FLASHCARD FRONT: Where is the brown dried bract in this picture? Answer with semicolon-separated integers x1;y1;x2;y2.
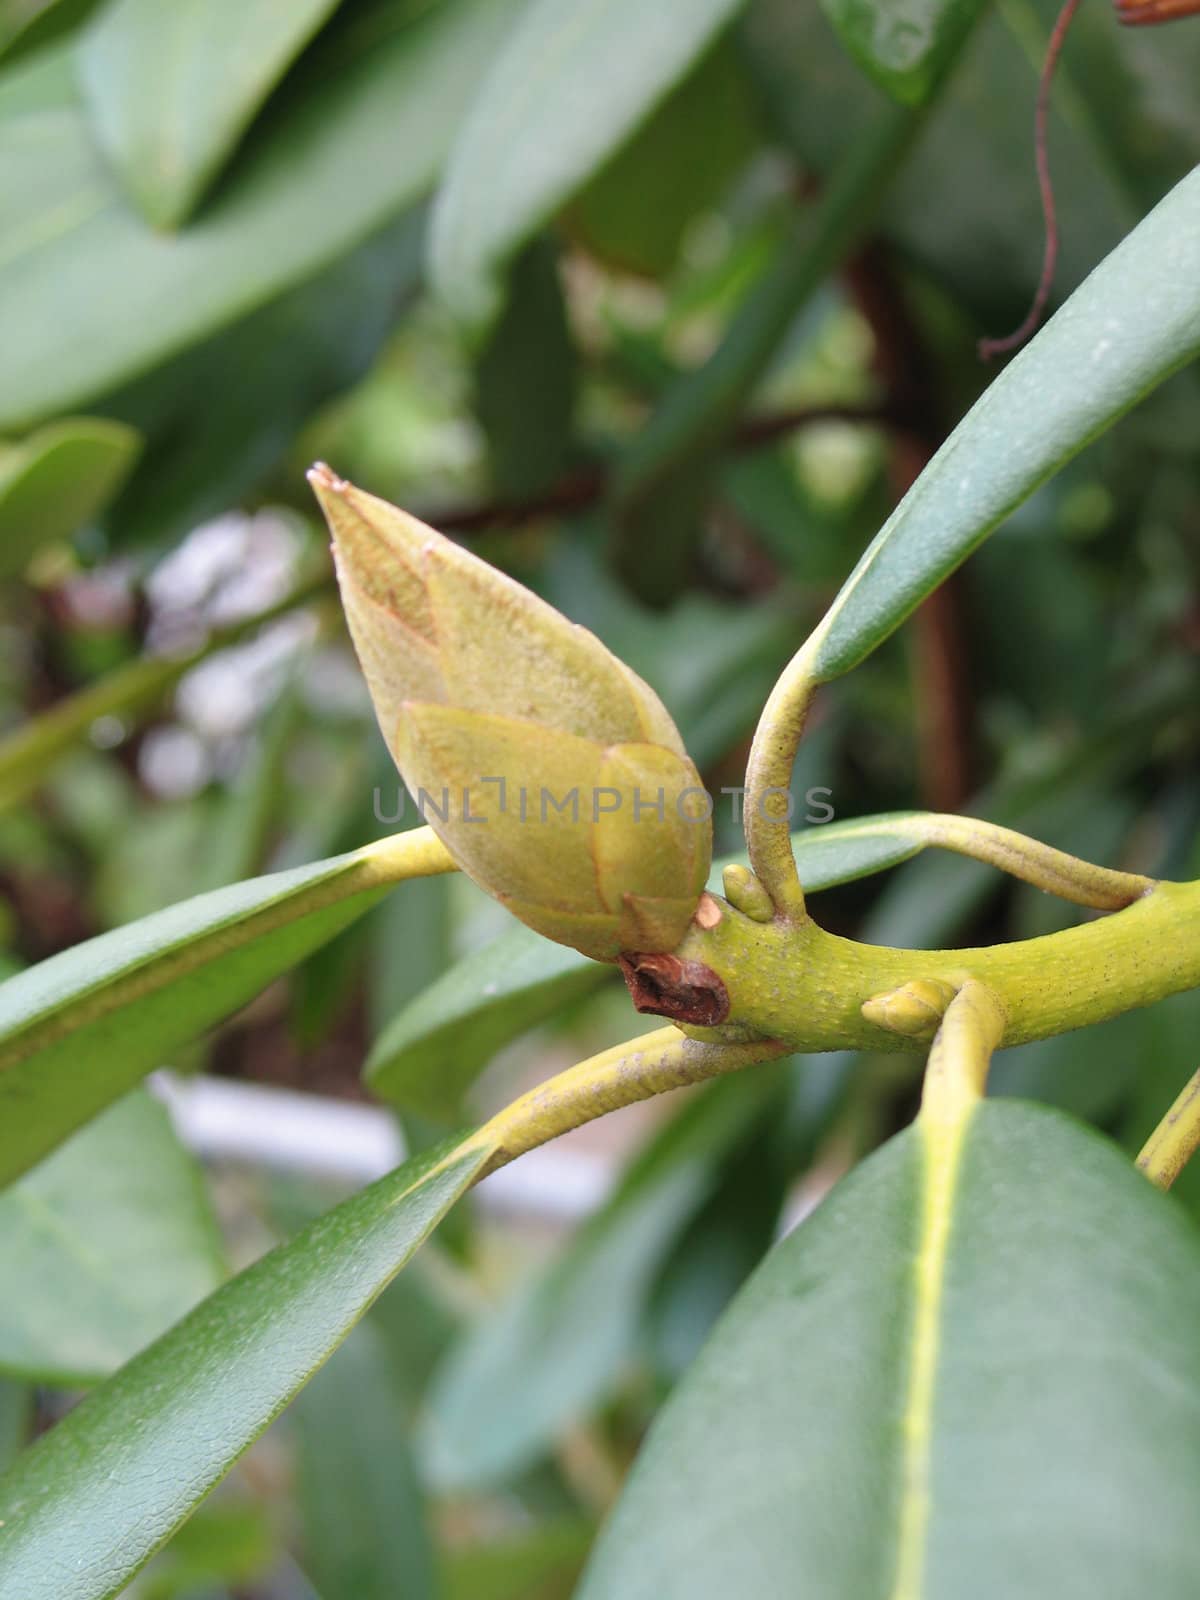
619;953;730;1027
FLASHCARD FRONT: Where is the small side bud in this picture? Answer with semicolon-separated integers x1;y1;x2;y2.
722;863;775;922
862;978;958;1038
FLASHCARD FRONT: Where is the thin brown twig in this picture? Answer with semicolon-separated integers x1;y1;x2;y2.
978;0;1086;360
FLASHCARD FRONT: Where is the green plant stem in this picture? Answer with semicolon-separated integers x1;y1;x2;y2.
891;813;1151;909
1136;1067;1200;1190
673;877;1200;1055
919;980;1007;1125
743;638;818;919
473;1026;788;1179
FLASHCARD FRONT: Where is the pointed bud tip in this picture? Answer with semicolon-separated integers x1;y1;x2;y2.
307;461;348;495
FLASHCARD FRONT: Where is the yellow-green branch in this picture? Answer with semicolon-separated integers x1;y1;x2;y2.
743;642;818;922
892;980;1005;1600
473;1026;788;1179
672;877;1200;1056
1137;1067;1200;1190
895;813;1150;910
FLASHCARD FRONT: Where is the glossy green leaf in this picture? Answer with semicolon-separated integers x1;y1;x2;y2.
79;0;345;226
367;921;608;1117
579;1102;1200;1598
429;0;746;332
807;164;1200;682
0;828;452;1186
0;1089;223;1384
0;0;520;428
293;1321;436;1600
0;416;141;577
0;1132;487;1600
424;1071;783;1490
819;0;986;105
475;236;576;497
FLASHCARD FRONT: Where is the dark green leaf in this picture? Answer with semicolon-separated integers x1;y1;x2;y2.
0;1133;488;1600
79;0;345;226
0;1089;224;1384
429;0;747;332
580;1102;1200;1598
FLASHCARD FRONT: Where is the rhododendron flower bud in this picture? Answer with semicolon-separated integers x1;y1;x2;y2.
309;465;711;961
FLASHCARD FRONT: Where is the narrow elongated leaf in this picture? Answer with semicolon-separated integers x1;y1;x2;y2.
820;0;986;105
0;416;140;576
0;1089;223;1384
424;1071;783;1489
79;0;345;226
366;923;609;1116
0;1133;488;1600
579;1101;1200;1598
429;0;746;331
0;0;520;428
807;165;1200;682
0;828;454;1186
293;1321;436;1600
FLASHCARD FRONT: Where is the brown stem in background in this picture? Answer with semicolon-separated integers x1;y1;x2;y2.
848;246;973;813
978;0;1086;360
429;402;900;536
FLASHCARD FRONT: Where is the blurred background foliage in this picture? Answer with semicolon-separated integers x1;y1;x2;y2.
0;0;1197;1593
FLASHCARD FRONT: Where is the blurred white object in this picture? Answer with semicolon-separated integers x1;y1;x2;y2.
151;1073;612;1224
